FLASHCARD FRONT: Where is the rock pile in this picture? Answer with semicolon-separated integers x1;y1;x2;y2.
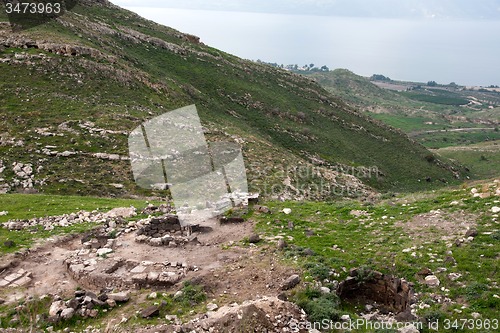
167;296;311;333
141;203;172;215
2;207;135;231
134;215;200;247
48;289;130;323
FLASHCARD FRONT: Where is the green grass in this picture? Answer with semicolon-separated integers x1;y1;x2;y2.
0;193;157;223
0;2;469;199
401;90;469;106
304;70;499;177
0;193;161;254
435;141;500;179
417;130;500;149
252;183;500;332
370;114;449;132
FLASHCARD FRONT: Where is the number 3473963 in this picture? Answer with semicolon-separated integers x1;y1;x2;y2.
5;2;62;15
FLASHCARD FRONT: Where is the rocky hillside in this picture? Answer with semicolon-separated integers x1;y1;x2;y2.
0;1;466;199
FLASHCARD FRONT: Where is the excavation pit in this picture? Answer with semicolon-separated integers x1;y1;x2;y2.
337;268;415;316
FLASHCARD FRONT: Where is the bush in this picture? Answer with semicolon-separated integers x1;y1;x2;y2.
425;154;436;163
295;287;341;324
177;281;206;306
422;309;446;324
303;262;331;280
465;282;488;301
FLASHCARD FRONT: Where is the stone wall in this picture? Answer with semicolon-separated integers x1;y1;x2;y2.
135;215;201;247
337;268;414;315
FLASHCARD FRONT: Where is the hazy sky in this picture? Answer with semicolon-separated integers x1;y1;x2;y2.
112;0;500;20
108;1;500;85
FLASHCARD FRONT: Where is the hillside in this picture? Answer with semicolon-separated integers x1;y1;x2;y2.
0;1;466;200
304;70;500;178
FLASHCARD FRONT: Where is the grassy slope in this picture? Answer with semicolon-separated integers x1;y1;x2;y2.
0;2;466;199
0;193;160;254
254;182;500;331
434;140;500;179
306;69;500;140
305;70;500;179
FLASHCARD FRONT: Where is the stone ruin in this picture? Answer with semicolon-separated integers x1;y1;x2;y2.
337;268;415;317
134;215;203;247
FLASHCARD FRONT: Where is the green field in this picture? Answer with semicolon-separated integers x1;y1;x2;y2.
253;183;500;332
0;194;161;254
401;89;470;106
435;141;500;179
416;130;500;149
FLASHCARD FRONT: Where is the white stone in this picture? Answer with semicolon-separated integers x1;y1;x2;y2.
49;300;66;317
424;275;440;287
105;207;136;218
60;308;75;320
107;291;130;302
491;206;500;214
206;303;218;311
96;248;113;256
341;315;350;321
320;287;331;294
471;312;481;319
282;208;292;215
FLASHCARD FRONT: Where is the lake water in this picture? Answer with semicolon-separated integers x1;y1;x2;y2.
124;7;500;86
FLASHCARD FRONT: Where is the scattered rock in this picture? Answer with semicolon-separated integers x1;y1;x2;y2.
141;305;160;318
148;292;158;299
448;273;462;281
465;228;478;238
320;287;330;294
444;256;457;265
96;248;113;256
277;239;287;250
417;268;432;276
281;274;300;291
248;234;260;243
60;308;75;320
105;207;136;219
282;208;292;215
49;300;66;317
107;291;130;302
254;205;271;214
206;303;218;311
491;206;500;214
424;275;440;287
303;248;315;256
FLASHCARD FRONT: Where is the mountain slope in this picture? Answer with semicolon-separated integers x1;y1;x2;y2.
0;1;466;199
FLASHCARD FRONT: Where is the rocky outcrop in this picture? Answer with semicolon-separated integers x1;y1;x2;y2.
165;296;311;333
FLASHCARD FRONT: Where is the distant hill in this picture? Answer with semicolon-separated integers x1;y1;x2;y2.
0;1;466;199
305;69;500;148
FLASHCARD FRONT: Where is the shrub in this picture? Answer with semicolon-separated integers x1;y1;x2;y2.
294;287;341;324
